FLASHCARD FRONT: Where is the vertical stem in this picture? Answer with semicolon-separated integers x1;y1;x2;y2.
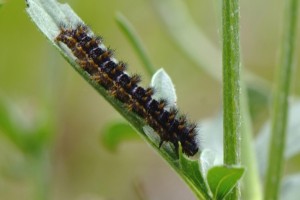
264;0;299;199
29;151;50;200
241;82;262;200
222;0;241;199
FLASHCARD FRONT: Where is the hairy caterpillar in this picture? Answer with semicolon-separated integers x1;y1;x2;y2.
56;24;199;156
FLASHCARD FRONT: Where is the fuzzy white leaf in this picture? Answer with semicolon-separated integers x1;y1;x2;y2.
151;68;177;109
200;149;218;179
26;0;83;40
199;112;223;163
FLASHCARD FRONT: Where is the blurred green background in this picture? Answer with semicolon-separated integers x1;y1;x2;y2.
0;0;299;200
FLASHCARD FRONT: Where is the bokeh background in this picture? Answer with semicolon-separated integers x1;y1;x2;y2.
0;0;299;199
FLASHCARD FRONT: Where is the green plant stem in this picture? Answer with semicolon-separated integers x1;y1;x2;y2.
153;1;261;198
264;0;299;199
115;12;156;76
222;0;241;199
29;151;50;200
240;82;262;200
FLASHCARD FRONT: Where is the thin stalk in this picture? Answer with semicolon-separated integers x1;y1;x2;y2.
240;82;262;200
222;0;241;199
115;12;156;76
30;151;50;200
264;0;299;199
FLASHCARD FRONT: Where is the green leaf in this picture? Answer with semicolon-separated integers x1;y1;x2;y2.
179;146;212;200
201;112;262;200
101;122;140;152
207;166;245;200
